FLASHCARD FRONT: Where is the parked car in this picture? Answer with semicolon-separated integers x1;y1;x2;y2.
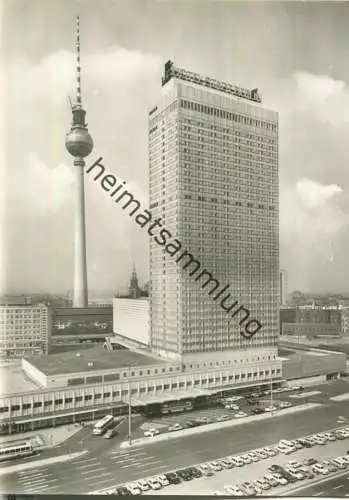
208;461;223;472
148;477;162;489
137;480;150;492
164;472;181;485
240;454;252;464
168;423;183;432
234;412;247;418
125;483;142;495
240;482;256;495
264;473;279;487
157;474;170;487
144;428;160;437
312;463;330;475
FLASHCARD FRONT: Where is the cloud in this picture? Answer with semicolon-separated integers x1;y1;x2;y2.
296;178;342;209
4;46;161;293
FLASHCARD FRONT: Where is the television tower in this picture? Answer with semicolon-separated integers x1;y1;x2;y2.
65;16;93;307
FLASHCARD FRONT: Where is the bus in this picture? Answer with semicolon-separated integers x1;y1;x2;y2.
161;400;193;415
0;441;35;462
92;414;115;435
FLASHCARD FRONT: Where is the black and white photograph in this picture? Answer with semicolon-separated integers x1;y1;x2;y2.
2;0;349;496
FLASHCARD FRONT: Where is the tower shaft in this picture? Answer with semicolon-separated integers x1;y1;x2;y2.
66;16;93;308
73;158;88;307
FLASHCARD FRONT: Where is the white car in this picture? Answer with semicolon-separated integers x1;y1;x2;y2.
156;475;169;487
240;454;252;464
225;485;244;496
247;452;259;462
208;461;223;471
273;473;288;485
312;464;329;475
264;474;279;487
144;428;160;437
264;405;277;412
148;478;162;490
229;456;244;467
261;447;275;457
137;480;150;492
126;483;142;495
234;412;247;418
255;449;268;459
168;423;183;432
254;479;270;491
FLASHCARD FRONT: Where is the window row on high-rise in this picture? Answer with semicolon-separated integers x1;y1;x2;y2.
180;99;277;132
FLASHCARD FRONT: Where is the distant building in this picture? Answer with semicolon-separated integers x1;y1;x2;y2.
0;296;31;305
129;264;142;299
0;304;51;362
112;298;150;348
52;306;113;336
279;269;287;305
280;306;342;338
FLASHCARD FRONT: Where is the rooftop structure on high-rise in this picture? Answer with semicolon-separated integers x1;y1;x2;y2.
149;61;280;372
65;16;94;308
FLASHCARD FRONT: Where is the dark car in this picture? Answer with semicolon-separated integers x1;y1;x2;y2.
117;487;130;495
165;472;181;485
298;439;312;448
176;469;192;481
252;407;264;414
268;464;284;473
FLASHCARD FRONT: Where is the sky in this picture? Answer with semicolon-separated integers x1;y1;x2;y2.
3;0;349;296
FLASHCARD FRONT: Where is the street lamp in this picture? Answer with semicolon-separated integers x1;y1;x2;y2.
270;371;273;416
128;364;136;447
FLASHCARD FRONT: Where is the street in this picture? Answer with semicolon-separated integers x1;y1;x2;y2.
2;395;349;494
291;473;349;496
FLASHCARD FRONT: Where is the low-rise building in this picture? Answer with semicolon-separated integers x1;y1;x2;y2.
0;344;282;435
0;304;51;362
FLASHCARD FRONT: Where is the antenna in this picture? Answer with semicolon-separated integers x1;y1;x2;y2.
76;15;82;106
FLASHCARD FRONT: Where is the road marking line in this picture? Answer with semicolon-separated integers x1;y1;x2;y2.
134;460;163;468
81;467;107;475
18;471;46;478
21;479;47;486
18;468;48;475
334;485;344;489
73;457;98;464
312;492;324;496
111;458;134;464
77;463;101;470
120;464;133;468
87;472;112;481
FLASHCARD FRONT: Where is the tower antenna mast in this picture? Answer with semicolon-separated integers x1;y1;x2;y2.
65;16;94;308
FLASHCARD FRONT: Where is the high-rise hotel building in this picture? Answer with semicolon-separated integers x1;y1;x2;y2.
149;61;280;376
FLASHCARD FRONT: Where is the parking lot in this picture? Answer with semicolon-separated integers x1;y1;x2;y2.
102;427;349;496
139;386;313;437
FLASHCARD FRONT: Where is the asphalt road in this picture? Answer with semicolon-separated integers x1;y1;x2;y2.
291;472;349;496
2;398;349;495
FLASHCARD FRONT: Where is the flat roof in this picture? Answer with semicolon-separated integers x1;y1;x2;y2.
0;364;41;396
23;346;169;376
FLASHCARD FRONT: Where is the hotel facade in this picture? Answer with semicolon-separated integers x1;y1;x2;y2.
149;61;279;371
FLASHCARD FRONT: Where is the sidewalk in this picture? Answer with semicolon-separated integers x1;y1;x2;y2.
0;423;83;449
0;450;87;476
120;403;321;449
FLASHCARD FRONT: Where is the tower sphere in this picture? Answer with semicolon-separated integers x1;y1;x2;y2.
65;128;94;158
